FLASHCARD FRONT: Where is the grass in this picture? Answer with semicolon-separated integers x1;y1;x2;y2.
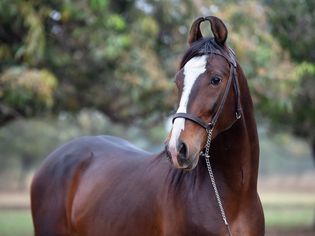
260;192;315;229
264;207;314;228
0;208;313;236
0;192;314;235
0;209;33;236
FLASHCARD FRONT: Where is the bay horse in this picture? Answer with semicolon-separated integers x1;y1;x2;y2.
31;16;264;236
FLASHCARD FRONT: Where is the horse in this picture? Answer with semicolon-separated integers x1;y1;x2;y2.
31;16;265;236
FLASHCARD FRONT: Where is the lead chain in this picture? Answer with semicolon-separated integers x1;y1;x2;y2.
203;129;233;236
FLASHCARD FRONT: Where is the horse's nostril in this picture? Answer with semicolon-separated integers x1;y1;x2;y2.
178;141;187;162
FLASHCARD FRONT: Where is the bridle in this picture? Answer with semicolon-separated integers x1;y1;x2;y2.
172;41;242;132
171;41;242;236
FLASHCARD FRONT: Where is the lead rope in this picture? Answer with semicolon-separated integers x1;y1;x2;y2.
202;127;233;236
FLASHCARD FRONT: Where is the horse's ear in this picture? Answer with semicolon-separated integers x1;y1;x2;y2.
205;16;228;46
188;17;205;46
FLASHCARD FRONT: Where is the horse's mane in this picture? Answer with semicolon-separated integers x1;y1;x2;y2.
179;37;236;69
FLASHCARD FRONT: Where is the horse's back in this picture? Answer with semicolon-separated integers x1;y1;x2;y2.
30;135;153;236
47;135;151;160
32;135;151;185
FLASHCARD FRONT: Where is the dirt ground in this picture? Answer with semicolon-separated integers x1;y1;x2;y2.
258;172;315;192
261;173;315;236
266;228;315;236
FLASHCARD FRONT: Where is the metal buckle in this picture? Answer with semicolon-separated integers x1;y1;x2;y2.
206;122;214;132
235;111;241;120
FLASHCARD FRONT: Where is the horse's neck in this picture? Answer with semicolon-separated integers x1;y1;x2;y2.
211;118;259;192
207;77;260;195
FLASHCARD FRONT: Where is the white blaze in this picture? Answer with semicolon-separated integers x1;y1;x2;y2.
169;55;207;149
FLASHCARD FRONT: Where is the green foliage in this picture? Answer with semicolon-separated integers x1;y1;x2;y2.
296;62;315;77
292;63;315;139
200;1;298;124
90;0;109;10
0;1;45;65
106;14;126;31
0;0;197;127
263;0;315;150
264;0;315;63
1;0;314;159
1;0;305;132
0;67;57;114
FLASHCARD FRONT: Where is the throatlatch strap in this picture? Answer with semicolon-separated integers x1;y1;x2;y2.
232;67;242;119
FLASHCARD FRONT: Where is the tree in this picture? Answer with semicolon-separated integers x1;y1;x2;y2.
263;0;315;162
197;0;297;123
0;0;197;127
264;0;315;63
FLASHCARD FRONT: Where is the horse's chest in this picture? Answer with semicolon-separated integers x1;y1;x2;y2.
161;202;227;236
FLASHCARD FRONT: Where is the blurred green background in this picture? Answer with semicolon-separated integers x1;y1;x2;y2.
0;0;314;235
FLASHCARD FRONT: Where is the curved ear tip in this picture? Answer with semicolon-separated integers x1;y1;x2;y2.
188;17;206;46
205;15;225;25
191;17;206;27
206;15;221;20
205;15;228;46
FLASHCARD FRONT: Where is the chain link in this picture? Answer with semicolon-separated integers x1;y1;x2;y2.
167;124;232;235
202;128;233;236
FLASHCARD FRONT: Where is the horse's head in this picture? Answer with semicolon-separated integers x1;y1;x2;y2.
165;16;242;170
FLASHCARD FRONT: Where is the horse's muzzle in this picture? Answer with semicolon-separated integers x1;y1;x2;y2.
165;141;199;170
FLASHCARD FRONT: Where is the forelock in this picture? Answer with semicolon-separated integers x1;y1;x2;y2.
179;37;236;69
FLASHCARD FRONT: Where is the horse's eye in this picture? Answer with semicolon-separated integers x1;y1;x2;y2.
210;76;222;86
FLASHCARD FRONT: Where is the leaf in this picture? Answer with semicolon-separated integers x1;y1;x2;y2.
90;0;108;10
